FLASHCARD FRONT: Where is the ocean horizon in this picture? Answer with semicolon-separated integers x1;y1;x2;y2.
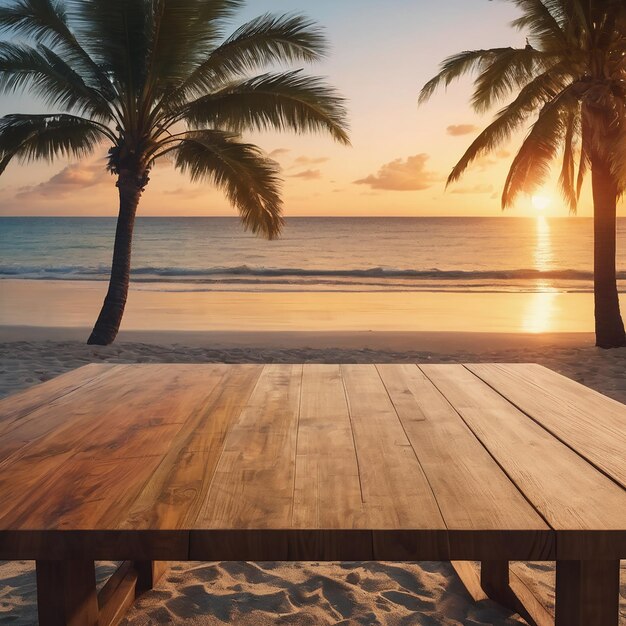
1;216;624;294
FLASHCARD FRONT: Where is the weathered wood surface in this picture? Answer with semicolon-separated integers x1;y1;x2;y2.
0;363;623;561
467;363;626;488
421;364;626;560
1;363;623;625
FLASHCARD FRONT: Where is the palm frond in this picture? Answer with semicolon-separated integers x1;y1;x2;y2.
576;129;590;200
471;46;555;112
447;64;571;184
558;105;579;212
0;113;106;174
146;0;246;95
0;0;112;95
510;0;569;49
0;42;112;119
502;87;579;207
175;13;327;100
181;70;350;145
68;0;149;96
420;48;507;104
171;130;283;239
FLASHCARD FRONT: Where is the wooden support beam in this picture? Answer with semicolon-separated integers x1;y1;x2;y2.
555;560;620;626
36;560;99;626
98;561;138;626
134;560;168;594
452;561;552;626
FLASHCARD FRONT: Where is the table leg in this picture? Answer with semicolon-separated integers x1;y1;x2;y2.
555;560;619;626
479;560;549;626
134;560;168;594
36;560;98;626
480;559;510;605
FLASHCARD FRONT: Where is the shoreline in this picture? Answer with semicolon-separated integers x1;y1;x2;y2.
3;279;625;334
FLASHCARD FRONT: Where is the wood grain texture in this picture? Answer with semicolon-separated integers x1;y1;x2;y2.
196;364;303;529
0;363;114;435
292;364;364;528
555;560;620;626
36;560;98;626
0;363;622;570
452;561;553;626
0;364;120;465
119;365;261;530
0;365;231;531
340;365;445;529
420;364;626;560
377;364;551;559
97;561;138;626
467;363;626;488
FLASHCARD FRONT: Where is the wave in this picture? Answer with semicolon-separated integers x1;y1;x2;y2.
0;264;617;281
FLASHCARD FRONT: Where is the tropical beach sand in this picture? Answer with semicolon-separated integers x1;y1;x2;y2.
1;326;625;625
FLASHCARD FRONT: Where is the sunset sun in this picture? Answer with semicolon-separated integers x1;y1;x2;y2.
531;194;551;212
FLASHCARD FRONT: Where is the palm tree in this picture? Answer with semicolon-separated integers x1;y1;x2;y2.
420;0;626;348
0;0;349;345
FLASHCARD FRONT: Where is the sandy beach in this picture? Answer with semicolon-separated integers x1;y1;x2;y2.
1;326;625;625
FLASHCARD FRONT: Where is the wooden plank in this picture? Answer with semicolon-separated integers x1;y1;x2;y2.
195;364;302;529
377;364;551;559
0;364;122;464
421;365;626;558
97;561;138;626
467;363;626;488
0;365;236;531
0;365;151;525
134;560;168;594
555;560;620;626
189;528;375;561
340;365;444;530
0;363;114;433
120;365;262;530
36;560;98;626
452;561;552;626
0;529;189;561
292;364;365;529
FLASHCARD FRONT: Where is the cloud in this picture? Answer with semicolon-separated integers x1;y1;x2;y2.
163;187;207;200
269;148;290;158
451;183;494;195
446;124;478;137
293;156;329;165
496;149;511;159
354;154;441;191
290;169;322;180
17;162;111;198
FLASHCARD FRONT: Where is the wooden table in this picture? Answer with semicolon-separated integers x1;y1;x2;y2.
0;363;624;626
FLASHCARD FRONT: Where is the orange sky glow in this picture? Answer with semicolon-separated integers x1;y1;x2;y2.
0;0;623;219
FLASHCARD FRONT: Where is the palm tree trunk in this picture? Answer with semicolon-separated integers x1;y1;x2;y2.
87;171;143;345
591;157;625;348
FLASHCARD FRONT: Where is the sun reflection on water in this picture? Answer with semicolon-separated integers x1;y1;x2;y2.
533;215;553;272
522;216;558;333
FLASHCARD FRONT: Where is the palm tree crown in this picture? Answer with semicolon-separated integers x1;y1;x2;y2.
0;0;350;345
0;0;349;238
420;0;626;348
420;0;625;210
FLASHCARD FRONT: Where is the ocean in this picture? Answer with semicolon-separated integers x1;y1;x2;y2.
1;216;624;294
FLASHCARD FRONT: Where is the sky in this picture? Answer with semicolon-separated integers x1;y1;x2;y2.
0;0;622;218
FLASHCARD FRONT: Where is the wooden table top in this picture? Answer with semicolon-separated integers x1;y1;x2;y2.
0;363;624;562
